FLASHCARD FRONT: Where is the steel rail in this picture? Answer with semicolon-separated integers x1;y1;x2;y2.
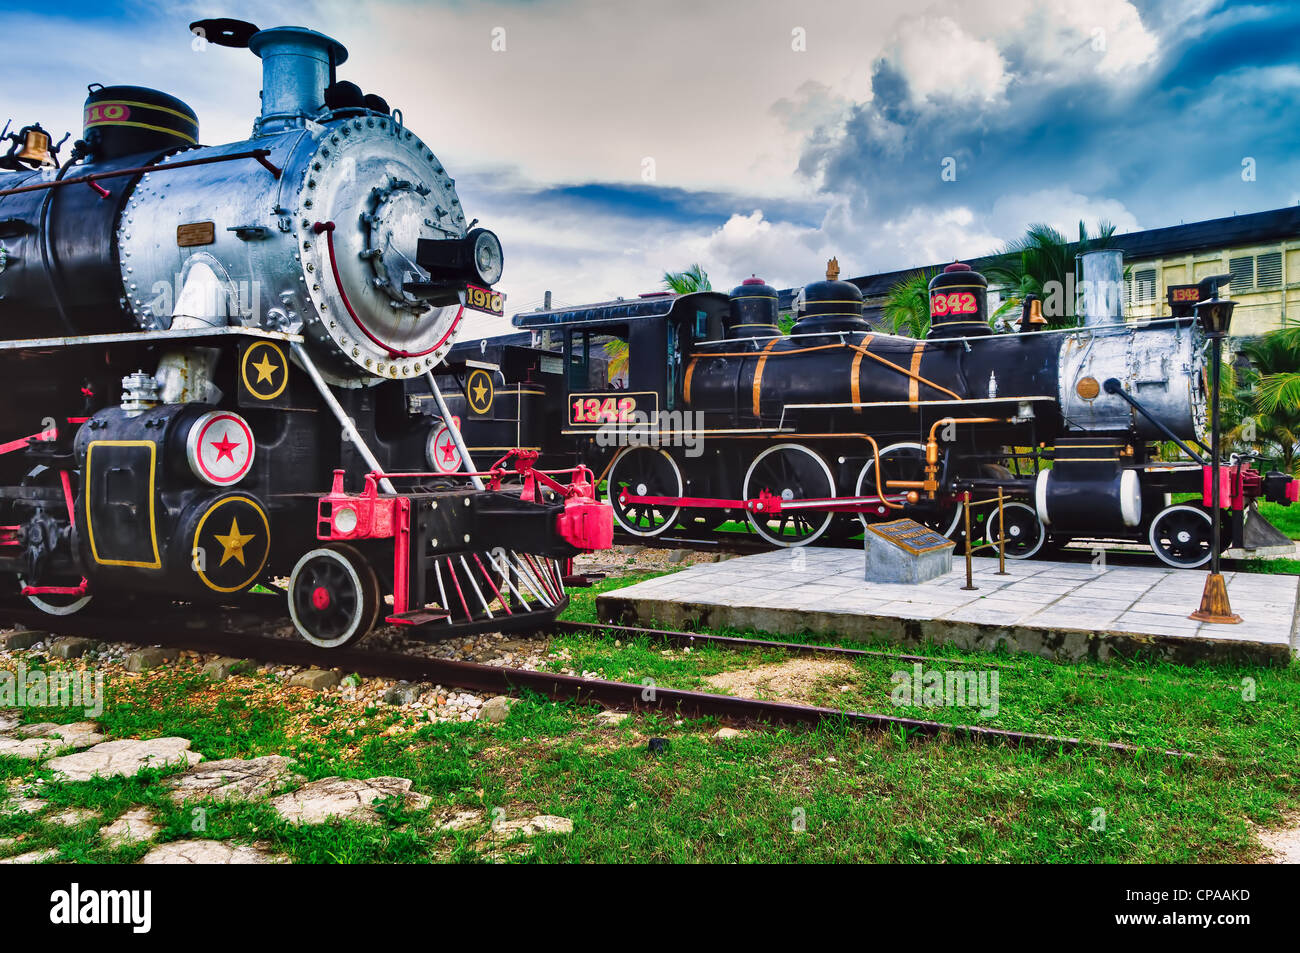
557;619;1004;669
0;605;1201;760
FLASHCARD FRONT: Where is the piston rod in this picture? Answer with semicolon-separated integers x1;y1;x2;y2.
291;341;396;494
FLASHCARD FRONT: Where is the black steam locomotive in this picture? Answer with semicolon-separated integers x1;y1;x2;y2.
430;257;1299;568
0;19;612;647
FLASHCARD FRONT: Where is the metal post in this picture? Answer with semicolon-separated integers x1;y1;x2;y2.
1191;333;1241;622
1209;337;1222;575
996;488;1008;575
961;490;976;590
426;371;485;490
291;342;395;494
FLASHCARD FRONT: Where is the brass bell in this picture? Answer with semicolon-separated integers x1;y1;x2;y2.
15;125;55;166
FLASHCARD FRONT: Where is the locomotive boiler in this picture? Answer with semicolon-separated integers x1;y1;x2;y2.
436;253;1297;568
0;18;611;646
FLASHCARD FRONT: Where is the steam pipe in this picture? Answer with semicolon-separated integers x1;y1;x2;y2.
1102;378;1206;464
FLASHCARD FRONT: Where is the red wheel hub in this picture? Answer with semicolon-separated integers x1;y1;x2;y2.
311;586;332;611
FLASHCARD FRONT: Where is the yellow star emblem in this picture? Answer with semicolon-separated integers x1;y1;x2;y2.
214;517;256;567
251;352;278;384
472;378;488;405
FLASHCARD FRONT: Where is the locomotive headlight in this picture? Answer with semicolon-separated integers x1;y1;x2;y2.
415;228;504;287
468;228;503;286
333;506;358;535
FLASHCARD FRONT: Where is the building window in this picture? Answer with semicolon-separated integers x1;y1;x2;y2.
1229;255;1255;291
1257;251;1283;289
1132;268;1157;304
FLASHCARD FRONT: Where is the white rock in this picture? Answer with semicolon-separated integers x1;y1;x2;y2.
101;807;161;846
0;848;60;864
712;727;746;740
45;737;202;781
435;809;485;832
167;756;303;804
47;807;99;827
488;814;574;840
139;840;286;864
525;814;574;834
595;711;629;726
0;722;104;760
478;695;518;723
0;796;48;816
270;776;432;825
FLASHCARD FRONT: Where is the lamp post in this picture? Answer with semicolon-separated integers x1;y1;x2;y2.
1190;294;1241;624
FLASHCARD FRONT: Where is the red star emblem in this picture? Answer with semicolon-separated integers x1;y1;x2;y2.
211;430;240;464
440;438;458;465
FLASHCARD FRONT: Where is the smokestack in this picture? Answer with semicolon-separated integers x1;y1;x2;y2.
248;26;348;133
1078;249;1125;328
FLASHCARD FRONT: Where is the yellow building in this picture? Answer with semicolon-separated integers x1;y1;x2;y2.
844;206;1300;338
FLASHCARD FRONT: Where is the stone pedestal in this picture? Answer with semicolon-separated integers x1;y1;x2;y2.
864;518;955;584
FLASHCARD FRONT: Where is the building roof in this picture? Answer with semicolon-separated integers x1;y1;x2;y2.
836;205;1300;300
513;290;728;329
505;205;1300;331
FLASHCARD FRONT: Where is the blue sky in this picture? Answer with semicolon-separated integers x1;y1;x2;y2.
2;0;1296;332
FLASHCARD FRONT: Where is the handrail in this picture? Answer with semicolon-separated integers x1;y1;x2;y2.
960;489;1011;589
0;148;282;198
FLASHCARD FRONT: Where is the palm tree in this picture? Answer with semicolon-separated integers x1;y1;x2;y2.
1255;327;1300;413
599;264;714;383
1238;327;1300;474
663;263;712;294
981;221;1119;329
881;270;936;338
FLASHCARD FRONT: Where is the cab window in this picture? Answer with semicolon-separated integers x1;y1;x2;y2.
568;327;630;390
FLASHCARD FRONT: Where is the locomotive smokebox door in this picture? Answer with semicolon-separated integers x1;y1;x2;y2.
238;339;294;408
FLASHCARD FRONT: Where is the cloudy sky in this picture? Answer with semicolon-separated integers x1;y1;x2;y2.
4;0;1297;334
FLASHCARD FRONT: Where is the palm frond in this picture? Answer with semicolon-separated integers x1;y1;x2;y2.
662;263;712;294
881;270;935;338
1256;371;1300;414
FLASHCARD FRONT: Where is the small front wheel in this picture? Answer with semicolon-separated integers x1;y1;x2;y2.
288;544;380;648
983;501;1047;559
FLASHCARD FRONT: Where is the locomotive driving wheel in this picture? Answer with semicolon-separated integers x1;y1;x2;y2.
606;447;683;538
1147;504;1220;569
288;544;380;648
743;443;836;547
854;442;963;537
18;466;91;616
983;501;1047;559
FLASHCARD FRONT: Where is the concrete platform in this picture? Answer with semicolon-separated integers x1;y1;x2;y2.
597;549;1300;665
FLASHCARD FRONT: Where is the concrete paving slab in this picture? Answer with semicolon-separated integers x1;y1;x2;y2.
597;548;1299;665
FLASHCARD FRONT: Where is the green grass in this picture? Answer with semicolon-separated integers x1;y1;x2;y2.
1257;501;1300;540
0;565;1297;863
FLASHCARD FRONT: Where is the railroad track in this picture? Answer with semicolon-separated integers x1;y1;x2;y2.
0;603;1204;761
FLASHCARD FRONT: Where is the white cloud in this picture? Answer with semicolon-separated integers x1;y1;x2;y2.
885;15;1009;105
988;188;1141;240
0;0;1168;326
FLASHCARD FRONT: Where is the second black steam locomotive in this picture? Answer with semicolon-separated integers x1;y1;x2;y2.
429;256;1299;569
